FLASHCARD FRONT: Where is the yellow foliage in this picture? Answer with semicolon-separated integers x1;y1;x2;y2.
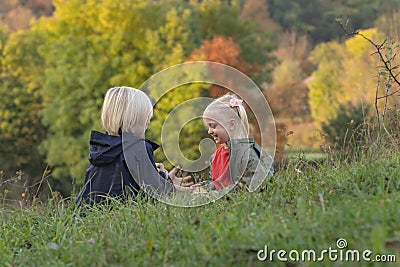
309;28;397;128
345;28;378;59
272;59;302;84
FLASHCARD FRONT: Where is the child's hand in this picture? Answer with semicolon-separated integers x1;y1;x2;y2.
168;166;194;187
190;182;209;193
156;163;168;178
190;181;208;193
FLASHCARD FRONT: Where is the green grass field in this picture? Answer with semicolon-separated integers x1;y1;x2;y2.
1;151;399;266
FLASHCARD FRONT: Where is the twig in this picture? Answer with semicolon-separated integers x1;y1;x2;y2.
375;70;381;129
337;18;400;129
33;165;51;199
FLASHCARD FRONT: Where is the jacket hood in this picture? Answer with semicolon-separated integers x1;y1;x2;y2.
88;131;124;166
88;131;160;166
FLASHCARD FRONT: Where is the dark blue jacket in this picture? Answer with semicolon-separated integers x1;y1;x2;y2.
76;131;166;205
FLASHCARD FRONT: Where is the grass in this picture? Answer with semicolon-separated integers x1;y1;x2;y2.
0;150;399;266
286;150;327;162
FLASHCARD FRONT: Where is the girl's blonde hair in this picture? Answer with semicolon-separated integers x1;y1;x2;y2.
203;93;249;138
101;86;153;136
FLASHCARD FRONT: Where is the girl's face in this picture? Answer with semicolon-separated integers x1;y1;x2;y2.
204;118;230;145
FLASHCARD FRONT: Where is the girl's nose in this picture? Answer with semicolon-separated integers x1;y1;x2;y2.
208;128;213;134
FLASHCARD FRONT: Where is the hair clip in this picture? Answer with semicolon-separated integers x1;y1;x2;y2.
230;98;243;107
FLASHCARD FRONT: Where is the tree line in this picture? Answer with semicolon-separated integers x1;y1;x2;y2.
0;0;399;195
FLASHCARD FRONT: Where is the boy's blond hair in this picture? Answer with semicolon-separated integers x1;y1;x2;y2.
203;93;249;138
101;86;153;136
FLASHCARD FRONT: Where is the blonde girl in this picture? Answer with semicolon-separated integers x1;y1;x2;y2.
194;93;273;191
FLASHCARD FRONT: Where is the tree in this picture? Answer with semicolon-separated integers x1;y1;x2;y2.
266;81;310;119
0;0;277;195
187;36;253;96
265;0;383;44
0;29;47;179
308;41;347;125
140;5;207;170
33;0;205;191
191;0;274;70
270;31;312;85
240;0;281;43
4;6;34;31
308;29;386;128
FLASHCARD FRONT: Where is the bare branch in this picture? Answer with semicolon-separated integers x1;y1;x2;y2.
377;87;400;99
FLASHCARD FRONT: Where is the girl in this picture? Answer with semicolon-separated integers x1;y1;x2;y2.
193;93;273;192
76;86;191;206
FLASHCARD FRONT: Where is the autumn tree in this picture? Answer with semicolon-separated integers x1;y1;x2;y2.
266;81;310;120
0;0;53;31
0;29;47;179
308;28;397;137
34;0;222;190
0;0;276;194
138;5;206;169
265;0;383;43
308;41;347;126
191;0;273;70
240;0;280;39
187;36;253;97
270;31;312;85
4;6;34;31
31;0;197;192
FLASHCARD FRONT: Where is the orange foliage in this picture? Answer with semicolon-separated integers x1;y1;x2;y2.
187;36;243;68
5;6;34;31
1;0;53;31
187;36;255;97
240;0;280;35
265;80;310;120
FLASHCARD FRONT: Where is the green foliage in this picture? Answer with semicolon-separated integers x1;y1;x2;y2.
1;153;399;266
146;83;209;170
0;28;6;49
192;0;273;67
0;29;46;178
34;0;117;190
265;0;383;43
1;0;277;193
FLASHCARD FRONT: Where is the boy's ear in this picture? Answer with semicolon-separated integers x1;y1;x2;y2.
229;119;237;131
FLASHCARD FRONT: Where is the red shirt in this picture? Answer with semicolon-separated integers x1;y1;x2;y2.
211;146;231;190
